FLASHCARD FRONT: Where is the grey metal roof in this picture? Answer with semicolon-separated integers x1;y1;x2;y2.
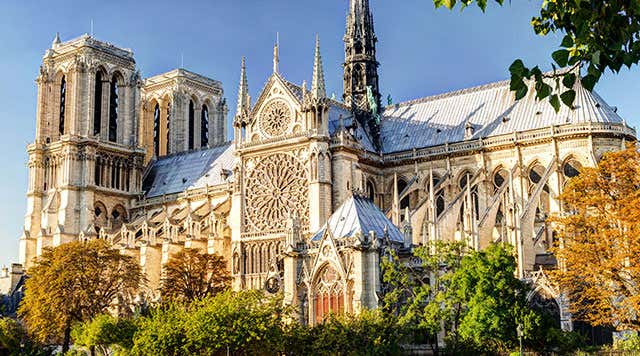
312;195;404;242
142;143;236;198
381;79;624;153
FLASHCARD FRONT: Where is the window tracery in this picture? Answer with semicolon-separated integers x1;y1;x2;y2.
259;99;292;137
245;153;309;232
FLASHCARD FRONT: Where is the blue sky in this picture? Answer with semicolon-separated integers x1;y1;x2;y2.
0;0;638;266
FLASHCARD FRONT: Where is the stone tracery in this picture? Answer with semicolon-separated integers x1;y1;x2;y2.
245;153;309;232
259;99;292;137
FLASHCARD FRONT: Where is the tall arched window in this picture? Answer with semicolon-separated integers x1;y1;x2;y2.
93;72;103;136
366;180;376;202
166;103;171;154
108;75;119;142
314;265;345;324
59;76;66;136
397;179;409;210
153;104;160;157
188;100;195;150
201;104;209;148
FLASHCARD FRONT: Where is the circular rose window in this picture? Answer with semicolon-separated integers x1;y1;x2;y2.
245;153;308;232
260;100;292;137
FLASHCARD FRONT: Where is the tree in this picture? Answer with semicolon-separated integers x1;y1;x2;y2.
183;290;288;355
550;145;640;331
382;242;549;353
160;248;231;303
381;240;467;351
71;314;137;356
19;240;142;353
434;0;640;111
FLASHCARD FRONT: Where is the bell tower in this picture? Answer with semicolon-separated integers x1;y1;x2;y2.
343;0;382;147
20;34;145;268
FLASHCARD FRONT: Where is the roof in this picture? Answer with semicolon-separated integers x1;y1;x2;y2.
381;78;624;153
142;143;236;198
312;195;404;242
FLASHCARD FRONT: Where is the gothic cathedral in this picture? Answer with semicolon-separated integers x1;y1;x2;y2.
20;0;635;328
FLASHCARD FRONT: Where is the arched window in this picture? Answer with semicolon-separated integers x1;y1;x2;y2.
314;265;345;324
188;100;195;150
493;168;508;192
59;76;66;136
366;180;376;202
397;179;409;210
201;105;209;148
108;75;119;142
111;205;127;229
93;72;103;136
166;103;171;154
436;194;445;217
153;104;160;157
563;159;581;178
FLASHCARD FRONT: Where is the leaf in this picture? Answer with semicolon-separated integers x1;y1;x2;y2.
560;89;576;108
562;73;577;89
549;94;560;112
552;49;570;67
582;74;597;91
536;82;552;100
509;59;528;78
591;50;601;66
561;35;574;48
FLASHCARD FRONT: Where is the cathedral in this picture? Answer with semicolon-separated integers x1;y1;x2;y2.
19;0;635;328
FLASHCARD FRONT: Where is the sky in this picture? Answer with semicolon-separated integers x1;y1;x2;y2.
0;0;638;266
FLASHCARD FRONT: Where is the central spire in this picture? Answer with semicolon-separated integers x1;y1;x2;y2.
343;0;382;149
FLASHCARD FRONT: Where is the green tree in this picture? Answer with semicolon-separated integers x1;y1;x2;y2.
128;305;187;356
381;240;467;351
183;290;288;355
0;317;52;356
19;240;142;353
434;0;640;111
308;310;404;356
71;314;137;356
450;244;541;352
160;248;230;304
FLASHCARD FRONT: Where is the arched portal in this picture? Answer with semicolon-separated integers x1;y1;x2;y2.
313;264;345;324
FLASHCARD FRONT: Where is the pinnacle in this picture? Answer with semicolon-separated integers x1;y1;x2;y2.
236;57;249;115
311;35;326;99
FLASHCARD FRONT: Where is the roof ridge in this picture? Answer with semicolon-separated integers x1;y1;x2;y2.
154;141;232;161
389;79;510;108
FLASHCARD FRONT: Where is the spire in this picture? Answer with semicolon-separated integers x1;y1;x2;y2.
343;0;382;148
311;35;326;99
273;33;280;74
236;57;250;115
52;32;61;48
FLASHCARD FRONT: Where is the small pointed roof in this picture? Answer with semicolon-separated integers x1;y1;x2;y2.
312;195;403;242
311;35;326;99
236;57;249;114
52;32;61;47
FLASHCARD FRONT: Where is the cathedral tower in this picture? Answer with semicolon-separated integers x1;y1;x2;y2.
20;34;145;268
343;0;382;147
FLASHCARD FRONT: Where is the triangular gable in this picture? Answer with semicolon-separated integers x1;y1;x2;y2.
249;73;303;126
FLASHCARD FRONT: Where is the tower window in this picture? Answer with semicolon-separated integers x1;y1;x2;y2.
201;105;209;148
108;75;119;142
166;103;171;154
188;100;195;150
153;104;160;157
59;76;66;136
93;72;103;136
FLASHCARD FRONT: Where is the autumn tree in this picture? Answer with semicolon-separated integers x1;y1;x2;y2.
160;248;230;303
18;239;142;353
435;0;640;111
550;145;640;330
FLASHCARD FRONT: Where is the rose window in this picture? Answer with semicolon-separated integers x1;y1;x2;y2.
245;153;308;232
260;100;292;137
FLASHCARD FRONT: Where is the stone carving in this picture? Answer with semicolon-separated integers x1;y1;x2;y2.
260;100;291;137
245;153;308;232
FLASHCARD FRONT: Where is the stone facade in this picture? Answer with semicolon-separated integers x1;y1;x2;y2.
20;1;636;329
